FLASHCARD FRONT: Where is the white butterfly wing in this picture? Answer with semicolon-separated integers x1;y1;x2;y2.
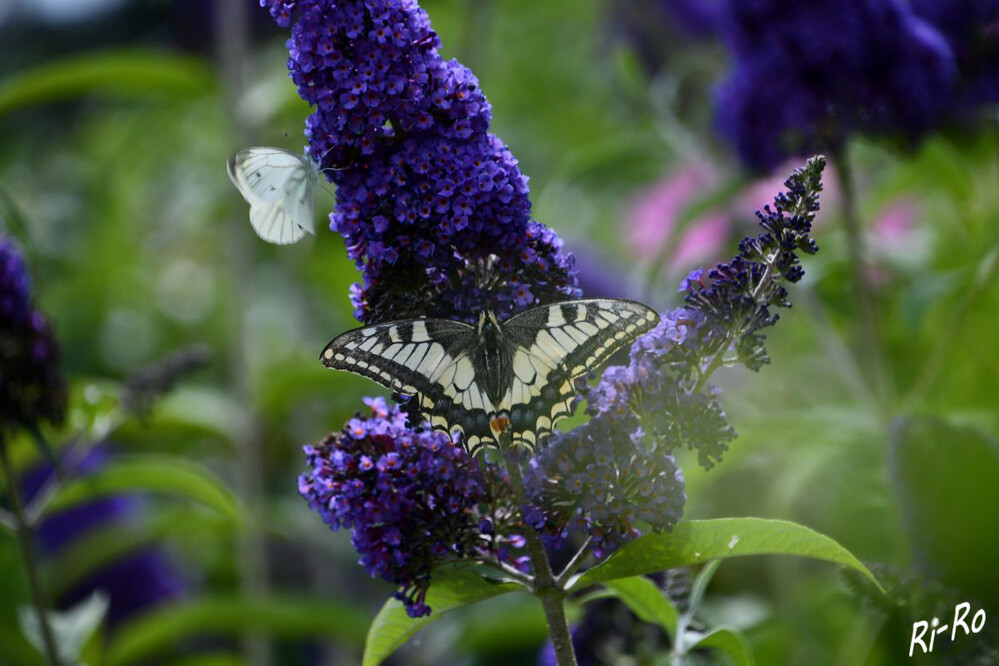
227;147;317;245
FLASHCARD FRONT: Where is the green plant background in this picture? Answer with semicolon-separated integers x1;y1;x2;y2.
1;0;997;664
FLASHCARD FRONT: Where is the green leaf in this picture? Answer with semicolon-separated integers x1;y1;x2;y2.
19;591;108;666
453;593;548;654
44;510;232;598
570;519;882;592
363;568;524;666
600;576;678;635
43;455;242;523
0;50;214;115
105;596;369;665
0;622;45;666
688;626;756;666
890;417;999;603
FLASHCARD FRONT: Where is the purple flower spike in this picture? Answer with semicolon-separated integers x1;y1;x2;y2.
262;0;579;324
0;237;65;430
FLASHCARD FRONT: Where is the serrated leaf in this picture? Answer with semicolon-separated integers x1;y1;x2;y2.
43;455;242;523
570;519;881;592
105;596;368;665
363;568;524;666
600;576;678;635
0;50;214;115
688;626;756;666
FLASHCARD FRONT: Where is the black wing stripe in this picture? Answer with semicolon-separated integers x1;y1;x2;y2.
500;299;661;450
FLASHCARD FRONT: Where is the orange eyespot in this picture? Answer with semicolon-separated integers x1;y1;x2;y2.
490;415;511;434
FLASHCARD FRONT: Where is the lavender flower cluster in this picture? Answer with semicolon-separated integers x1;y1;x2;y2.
525;413;686;558
263;0;579;324
0;238;65;430
522;158;824;554
299;397;506;617
715;0;956;170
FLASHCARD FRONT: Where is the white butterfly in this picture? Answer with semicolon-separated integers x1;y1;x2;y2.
227;147;319;245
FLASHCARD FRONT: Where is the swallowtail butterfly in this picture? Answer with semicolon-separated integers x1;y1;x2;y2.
321;299;660;455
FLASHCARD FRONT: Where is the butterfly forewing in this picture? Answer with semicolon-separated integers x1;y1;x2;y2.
321;319;499;450
227;147;317;245
499;299;660;450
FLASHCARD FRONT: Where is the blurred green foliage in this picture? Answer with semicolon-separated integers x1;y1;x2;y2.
0;0;997;664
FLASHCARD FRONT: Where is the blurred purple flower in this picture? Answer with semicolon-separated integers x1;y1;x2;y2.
657;0;723;37
0;237;65;430
715;0;956;170
262;0;579;324
911;0;999;115
21;446;188;628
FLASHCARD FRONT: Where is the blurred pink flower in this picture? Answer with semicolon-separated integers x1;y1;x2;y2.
872;198;919;242
625;163;730;274
867;197;927;285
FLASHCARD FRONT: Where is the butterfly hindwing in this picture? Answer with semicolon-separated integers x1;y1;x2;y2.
227;147;317;245
500;299;660;449
321;319;498;449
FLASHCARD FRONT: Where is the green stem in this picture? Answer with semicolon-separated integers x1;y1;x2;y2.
0;433;61;666
670;559;721;665
500;436;577;666
833;153;891;416
216;1;272;664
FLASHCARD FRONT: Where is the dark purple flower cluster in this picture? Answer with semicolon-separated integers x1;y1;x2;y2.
299;397;502;617
262;0;579;324
525;414;686;558
683;155;823;370
657;0;722;37
579;157;824;473
911;0;999;116
0;238;65;430
22;446;188;628
714;0;956;170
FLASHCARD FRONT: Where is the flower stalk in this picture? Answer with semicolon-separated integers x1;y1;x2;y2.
833;154;891;416
500;433;577;666
0;433;61;666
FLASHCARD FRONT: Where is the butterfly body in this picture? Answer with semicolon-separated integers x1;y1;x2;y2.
473;311;512;408
322;299;659;454
227;147;319;245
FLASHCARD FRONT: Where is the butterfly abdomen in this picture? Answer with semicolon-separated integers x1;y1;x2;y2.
473;311;514;407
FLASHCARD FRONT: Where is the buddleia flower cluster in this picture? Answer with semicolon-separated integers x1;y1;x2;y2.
910;0;999;117
526;157;826;551
715;0;956;170
262;0;579;324
0;237;65;431
273;0;828;618
298;397;518;616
